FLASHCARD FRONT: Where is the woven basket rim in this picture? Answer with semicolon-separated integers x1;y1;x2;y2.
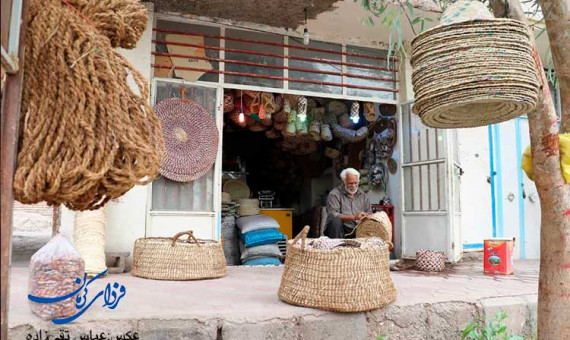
412;18;529;45
287;238;389;253
135;237;220;245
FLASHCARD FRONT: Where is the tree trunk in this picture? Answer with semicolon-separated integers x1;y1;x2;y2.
489;0;570;338
539;0;570;133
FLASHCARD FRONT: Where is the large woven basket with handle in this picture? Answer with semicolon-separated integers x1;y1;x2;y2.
278;226;397;312
132;230;226;280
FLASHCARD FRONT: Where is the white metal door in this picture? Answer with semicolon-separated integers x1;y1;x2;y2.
146;79;223;241
400;102;462;262
517;118;541;258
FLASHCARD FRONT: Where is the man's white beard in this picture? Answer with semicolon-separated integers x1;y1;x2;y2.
346;186;358;194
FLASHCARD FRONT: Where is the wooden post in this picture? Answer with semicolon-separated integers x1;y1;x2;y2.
0;0;28;338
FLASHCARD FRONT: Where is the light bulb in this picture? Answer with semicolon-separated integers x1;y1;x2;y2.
298;113;307;122
303;28;310;46
350;115;360;124
238;112;245;123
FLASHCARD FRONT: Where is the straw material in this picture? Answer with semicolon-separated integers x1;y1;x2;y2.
237;198;260;216
278;226;397;312
14;0;164;211
155;98;218;182
132;231;227;280
221;192;232;204
73;208;107;276
410;1;539;128
223;180;250;200
353;212;393;249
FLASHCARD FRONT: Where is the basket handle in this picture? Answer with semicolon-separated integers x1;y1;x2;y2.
291;226;311;250
171;230;200;247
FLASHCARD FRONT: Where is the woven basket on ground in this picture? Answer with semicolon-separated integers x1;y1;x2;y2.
410;1;538;128
132;231;226;280
278;226;397;312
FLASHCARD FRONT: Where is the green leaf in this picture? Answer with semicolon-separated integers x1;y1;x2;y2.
462;323;479;339
378;4;387;15
411;17;421;25
405;0;414;16
498;325;507;334
420;19;425;33
424;17;434;22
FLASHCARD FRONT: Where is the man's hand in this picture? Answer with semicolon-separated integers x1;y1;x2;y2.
357;212;370;220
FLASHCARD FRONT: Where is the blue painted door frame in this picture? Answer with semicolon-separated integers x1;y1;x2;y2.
487;118;528;258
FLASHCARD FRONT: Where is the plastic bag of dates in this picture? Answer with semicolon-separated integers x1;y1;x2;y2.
28;234;85;320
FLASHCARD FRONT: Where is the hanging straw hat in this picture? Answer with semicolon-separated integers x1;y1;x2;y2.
154;98;218;182
364;102;376;122
411;0;538;129
261;93;277;115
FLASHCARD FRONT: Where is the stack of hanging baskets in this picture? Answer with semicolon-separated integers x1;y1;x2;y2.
278;226;397;312
411;1;539;128
131;231;226;280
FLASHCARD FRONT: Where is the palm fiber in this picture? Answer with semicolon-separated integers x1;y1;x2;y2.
14;0;164;211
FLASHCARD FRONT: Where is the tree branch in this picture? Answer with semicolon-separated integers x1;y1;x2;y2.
539;0;570;133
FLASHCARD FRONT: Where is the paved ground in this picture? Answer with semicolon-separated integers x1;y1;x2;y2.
8;259;538;340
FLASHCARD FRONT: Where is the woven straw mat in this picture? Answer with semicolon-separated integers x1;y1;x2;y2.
278;226;397;312
410;1;539;129
154;98;219;182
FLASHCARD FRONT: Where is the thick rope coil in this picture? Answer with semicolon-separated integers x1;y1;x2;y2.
14;0;164;211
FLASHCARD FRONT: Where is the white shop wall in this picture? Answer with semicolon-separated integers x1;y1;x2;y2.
61;3;155;269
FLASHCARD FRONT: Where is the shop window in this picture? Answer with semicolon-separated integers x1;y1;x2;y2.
346;45;397;100
224;29;284;89
402;103;446;212
154;20;220;83
288;39;343;95
151;81;218;212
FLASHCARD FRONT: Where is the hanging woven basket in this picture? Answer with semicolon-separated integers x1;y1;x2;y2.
132;231;227;280
411;1;539;128
278;226;397;312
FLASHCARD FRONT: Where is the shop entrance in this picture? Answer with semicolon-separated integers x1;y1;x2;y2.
221;92;384;240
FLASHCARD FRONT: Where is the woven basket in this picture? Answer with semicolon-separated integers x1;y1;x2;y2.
416;249;446;272
351;212;393;250
223;92;234;113
410;0;538;128
132;231;226;280
278;226;397;312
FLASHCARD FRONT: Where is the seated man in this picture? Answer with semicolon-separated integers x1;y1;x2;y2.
325;168;372;238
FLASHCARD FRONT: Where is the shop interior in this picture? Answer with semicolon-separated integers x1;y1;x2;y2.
220;89;398;240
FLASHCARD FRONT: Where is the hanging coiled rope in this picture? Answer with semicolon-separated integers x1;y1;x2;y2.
14;0;164;211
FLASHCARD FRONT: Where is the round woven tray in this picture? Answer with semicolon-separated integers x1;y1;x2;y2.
154;98;219;182
278;226;397;312
223;180;250;200
131;231;226;280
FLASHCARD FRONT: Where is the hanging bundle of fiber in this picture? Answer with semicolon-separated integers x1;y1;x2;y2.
14;0;164;211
